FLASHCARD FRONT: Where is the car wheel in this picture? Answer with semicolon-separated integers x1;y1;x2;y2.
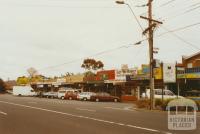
61;96;65;100
83;98;87;101
95;98;99;102
69;97;72;100
114;98;118;102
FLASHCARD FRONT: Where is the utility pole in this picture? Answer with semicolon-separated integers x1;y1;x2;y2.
140;0;163;110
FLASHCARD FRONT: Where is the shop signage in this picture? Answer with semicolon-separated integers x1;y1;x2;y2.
115;68;137;81
163;63;176;83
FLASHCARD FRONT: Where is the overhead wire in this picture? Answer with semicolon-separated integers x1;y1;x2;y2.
159;0;176;7
139;0;179;16
157;22;200;37
159;1;200;22
39;21;200;71
21;0;200;72
38;44;134;71
160;26;200;51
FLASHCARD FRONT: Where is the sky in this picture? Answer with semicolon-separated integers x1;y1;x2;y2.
0;0;200;80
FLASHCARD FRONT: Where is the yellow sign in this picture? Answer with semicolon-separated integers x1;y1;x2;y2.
154;67;162;79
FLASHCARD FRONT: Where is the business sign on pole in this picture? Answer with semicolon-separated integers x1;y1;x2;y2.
163;63;176;83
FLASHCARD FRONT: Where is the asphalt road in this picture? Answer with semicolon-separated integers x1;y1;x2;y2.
0;94;199;134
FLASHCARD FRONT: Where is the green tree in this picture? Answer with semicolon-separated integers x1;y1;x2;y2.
81;58;104;77
81;58;104;71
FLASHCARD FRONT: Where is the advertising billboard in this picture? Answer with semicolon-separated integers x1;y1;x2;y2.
163;63;176;83
115;68;137;81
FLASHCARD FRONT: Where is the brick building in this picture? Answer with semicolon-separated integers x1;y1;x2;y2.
182;52;200;68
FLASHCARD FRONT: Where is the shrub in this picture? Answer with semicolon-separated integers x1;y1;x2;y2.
135;99;150;109
160;99;175;110
135;99;175;110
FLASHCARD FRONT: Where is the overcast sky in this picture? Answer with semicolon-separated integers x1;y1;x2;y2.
0;0;199;80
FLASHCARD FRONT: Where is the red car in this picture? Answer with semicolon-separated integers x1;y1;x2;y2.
90;92;120;102
64;91;78;100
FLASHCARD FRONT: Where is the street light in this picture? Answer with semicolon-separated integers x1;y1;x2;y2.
115;0;155;110
115;0;144;32
115;1;125;4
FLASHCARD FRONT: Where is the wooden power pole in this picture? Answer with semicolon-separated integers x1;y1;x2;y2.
140;0;163;110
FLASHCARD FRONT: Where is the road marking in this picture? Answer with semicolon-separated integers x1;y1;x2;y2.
76;108;96;112
28;102;37;104
123;106;137;111
0;100;171;134
0;111;7;115
104;106;136;111
126;124;160;132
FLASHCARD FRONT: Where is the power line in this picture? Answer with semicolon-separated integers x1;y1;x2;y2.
189;2;200;7
160;26;200;51
161;2;200;22
38;44;134;71
159;0;176;7
39;21;200;71
140;0;179;16
157;22;200;36
183;5;200;14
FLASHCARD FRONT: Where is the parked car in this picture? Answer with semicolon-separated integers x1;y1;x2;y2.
58;89;67;99
77;92;96;101
64;91;78;100
58;88;81;100
142;89;184;99
43;91;58;99
90;92;120;102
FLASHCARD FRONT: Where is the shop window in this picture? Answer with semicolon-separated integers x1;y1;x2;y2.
187;63;193;68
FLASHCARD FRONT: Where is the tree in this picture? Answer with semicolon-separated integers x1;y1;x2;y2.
0;78;7;92
16;76;29;85
81;58;104;71
27;67;38;78
81;58;104;77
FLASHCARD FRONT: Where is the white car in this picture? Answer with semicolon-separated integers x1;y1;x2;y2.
77;92;96;101
142;89;184;99
57;89;67;99
43;91;58;99
58;88;81;100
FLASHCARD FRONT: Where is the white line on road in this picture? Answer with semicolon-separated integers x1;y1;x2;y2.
126;124;160;132
76;108;96;112
27;102;37;104
0;100;171;134
0;111;7;115
104;106;136;111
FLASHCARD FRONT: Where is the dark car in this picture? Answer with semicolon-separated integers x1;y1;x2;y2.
90;92;120;102
64;91;78;100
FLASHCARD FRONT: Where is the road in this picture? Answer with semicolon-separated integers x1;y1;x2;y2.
0;94;199;134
